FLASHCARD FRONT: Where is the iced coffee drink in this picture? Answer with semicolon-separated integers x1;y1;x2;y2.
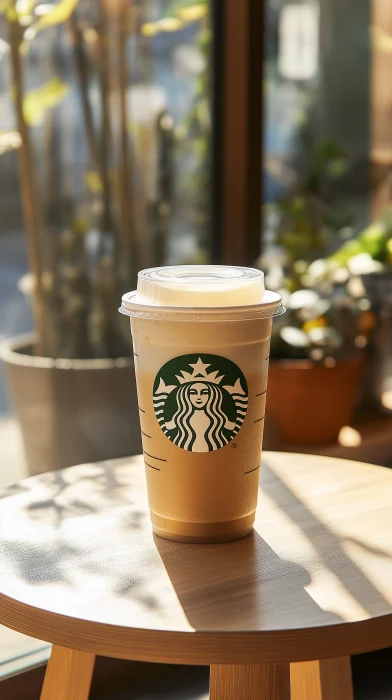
120;266;284;543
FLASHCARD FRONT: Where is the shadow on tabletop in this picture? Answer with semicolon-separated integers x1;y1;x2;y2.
155;455;391;635
154;529;344;634
261;457;390;619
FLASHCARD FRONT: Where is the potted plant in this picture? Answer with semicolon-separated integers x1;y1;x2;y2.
261;141;374;445
0;0;178;474
330;212;392;412
265;264;373;444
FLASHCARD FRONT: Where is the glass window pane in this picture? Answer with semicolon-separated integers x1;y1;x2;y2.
0;0;211;676
263;0;392;447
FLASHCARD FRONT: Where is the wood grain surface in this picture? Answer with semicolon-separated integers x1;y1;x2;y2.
0;453;392;665
210;664;290;700
290;657;353;700
40;645;95;700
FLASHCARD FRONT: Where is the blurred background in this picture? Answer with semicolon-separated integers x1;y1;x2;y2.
1;0;392;689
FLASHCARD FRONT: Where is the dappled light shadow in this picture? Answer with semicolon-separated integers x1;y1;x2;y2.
113;579;163;611
112;544;164;611
90;459;128;492
120;509;146;532
0;459;164;616
5;460;137;526
262;458;390;619
0;540;80;587
25;495;97;527
0;481;30;500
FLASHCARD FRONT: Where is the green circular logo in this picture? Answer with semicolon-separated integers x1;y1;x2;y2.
153;354;248;452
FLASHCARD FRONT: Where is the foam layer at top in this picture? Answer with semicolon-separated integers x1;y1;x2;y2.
136;266;265;307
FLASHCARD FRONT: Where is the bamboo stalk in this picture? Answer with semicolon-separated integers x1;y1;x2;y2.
8;14;47;355
97;0;115;244
129;0;148;269
69;14;99;169
96;0;119;358
43;106;59;355
117;0;136;283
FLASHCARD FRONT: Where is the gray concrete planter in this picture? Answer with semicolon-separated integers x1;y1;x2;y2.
1;334;141;475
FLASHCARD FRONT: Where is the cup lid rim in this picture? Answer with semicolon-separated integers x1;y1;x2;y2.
119;289;285;320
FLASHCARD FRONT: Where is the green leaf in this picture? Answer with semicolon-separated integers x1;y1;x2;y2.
0;0;11;13
168;0;207;14
176;4;208;21
30;0;78;32
330;240;363;266
85;171;103;194
330;220;389;265
0;0;18;20
23;77;69;126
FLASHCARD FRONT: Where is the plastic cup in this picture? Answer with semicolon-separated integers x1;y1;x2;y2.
120;265;284;543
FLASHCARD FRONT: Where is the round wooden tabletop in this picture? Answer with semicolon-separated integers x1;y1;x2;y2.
0;452;392;665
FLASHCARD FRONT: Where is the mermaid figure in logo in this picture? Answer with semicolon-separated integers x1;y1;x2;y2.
153;357;248;452
165;382;236;452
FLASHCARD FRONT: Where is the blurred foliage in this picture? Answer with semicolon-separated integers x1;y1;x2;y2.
1;0;210;358
2;0;138;358
266;260;375;362
31;0;78;32
270;139;352;283
331;211;392;271
2;0;209;358
23;78;69;126
262;139;375;362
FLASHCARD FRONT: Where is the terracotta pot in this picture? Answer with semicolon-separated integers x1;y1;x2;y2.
1;334;141;475
266;356;364;445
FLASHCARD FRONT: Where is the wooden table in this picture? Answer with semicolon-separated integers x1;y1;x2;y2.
0;452;392;699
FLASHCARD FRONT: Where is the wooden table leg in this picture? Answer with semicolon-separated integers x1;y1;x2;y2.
40;645;95;700
290;657;354;700
210;664;290;700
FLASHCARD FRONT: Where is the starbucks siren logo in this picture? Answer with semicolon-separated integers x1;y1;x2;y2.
153;354;248;452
